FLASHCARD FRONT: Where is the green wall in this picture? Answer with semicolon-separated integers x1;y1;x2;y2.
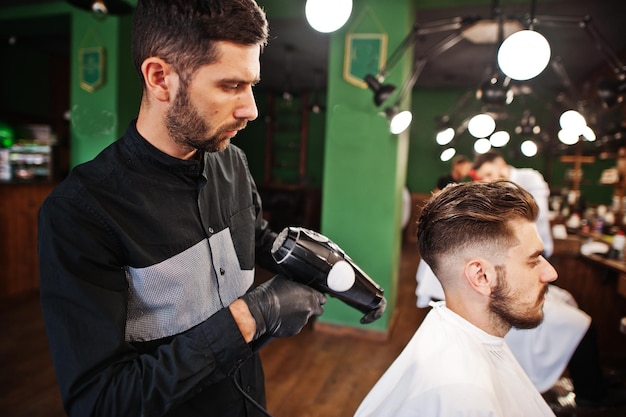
69;12;140;165
316;0;414;331
0;2;141;167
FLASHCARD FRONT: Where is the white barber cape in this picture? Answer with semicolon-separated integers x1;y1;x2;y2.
415;259;591;392
354;302;555;417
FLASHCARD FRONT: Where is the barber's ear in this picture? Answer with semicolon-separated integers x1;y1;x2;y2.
463;259;493;296
141;57;177;102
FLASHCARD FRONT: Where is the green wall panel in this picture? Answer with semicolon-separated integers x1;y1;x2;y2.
319;0;414;332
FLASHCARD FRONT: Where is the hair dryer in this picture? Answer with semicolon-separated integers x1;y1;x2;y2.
271;226;387;324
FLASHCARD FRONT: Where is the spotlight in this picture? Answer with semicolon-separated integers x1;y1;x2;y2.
558;129;579;145
490;130;510;147
520;140;538;157
474;138;492;154
436;127;455;145
467;113;496;138
559;110;587;136
385;107;412;135
364;75;396;107
435;115;455;145
440;148;457;162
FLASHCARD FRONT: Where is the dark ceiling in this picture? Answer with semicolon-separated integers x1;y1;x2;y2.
258;0;626;95
2;0;626;97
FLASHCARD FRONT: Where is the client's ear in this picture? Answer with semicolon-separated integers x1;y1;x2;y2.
463;258;494;296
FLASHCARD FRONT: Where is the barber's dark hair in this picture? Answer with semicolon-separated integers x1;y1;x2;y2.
472;149;503;170
131;0;269;84
417;180;538;275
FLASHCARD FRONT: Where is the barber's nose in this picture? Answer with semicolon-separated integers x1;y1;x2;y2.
234;87;258;121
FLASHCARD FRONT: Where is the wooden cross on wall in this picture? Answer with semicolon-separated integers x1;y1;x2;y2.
560;153;596;192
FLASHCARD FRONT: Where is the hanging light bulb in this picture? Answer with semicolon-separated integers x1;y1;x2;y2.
520;140;538;157
559;110;587;135
436;127;455;145
305;0;353;33
558;129;579;145
474;138;492;154
468;113;496;138
497;30;551;80
440;148;457;162
490;130;510;147
582;125;596;142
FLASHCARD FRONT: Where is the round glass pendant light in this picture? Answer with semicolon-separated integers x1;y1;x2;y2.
440;148;456;162
559;110;587;135
305;0;353;33
520;140;538;157
558;129;579;145
582;125;596;142
436;127;455;145
489;130;510;147
497;30;551;81
468;113;496;138
474;138;492;154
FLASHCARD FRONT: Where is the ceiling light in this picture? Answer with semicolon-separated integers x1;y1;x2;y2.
385;107;412;135
582;126;596;142
305;0;353;33
440;148;457;162
520;140;538;157
468;113;496;138
436;127;455;145
558;129;579;145
559;110;587;135
474;138;492;154
490;130;510;147
497;30;551;80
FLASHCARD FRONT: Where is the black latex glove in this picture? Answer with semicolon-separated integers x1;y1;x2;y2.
241;275;326;341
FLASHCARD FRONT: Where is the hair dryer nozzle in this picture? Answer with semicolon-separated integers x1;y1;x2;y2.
271;227;387;323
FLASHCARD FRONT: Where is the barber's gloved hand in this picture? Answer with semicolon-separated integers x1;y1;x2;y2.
241;275;326;341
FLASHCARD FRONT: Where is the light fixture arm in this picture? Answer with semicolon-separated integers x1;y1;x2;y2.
531;14;626;76
390;18;479;107
375;16;480;81
578;16;626;77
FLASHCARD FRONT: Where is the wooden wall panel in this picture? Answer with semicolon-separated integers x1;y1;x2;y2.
550;243;626;359
0;183;54;298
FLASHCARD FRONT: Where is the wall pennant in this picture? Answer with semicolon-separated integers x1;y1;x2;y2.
79;47;106;92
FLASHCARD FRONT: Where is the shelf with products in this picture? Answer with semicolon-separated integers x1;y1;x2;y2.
0;123;58;183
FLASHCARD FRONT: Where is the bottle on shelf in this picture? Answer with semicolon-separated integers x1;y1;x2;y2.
608;230;626;260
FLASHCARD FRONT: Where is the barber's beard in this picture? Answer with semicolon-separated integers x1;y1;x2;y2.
166;83;246;153
488;265;546;330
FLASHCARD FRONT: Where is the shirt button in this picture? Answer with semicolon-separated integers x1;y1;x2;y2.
208;227;214;234
220;268;225;275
